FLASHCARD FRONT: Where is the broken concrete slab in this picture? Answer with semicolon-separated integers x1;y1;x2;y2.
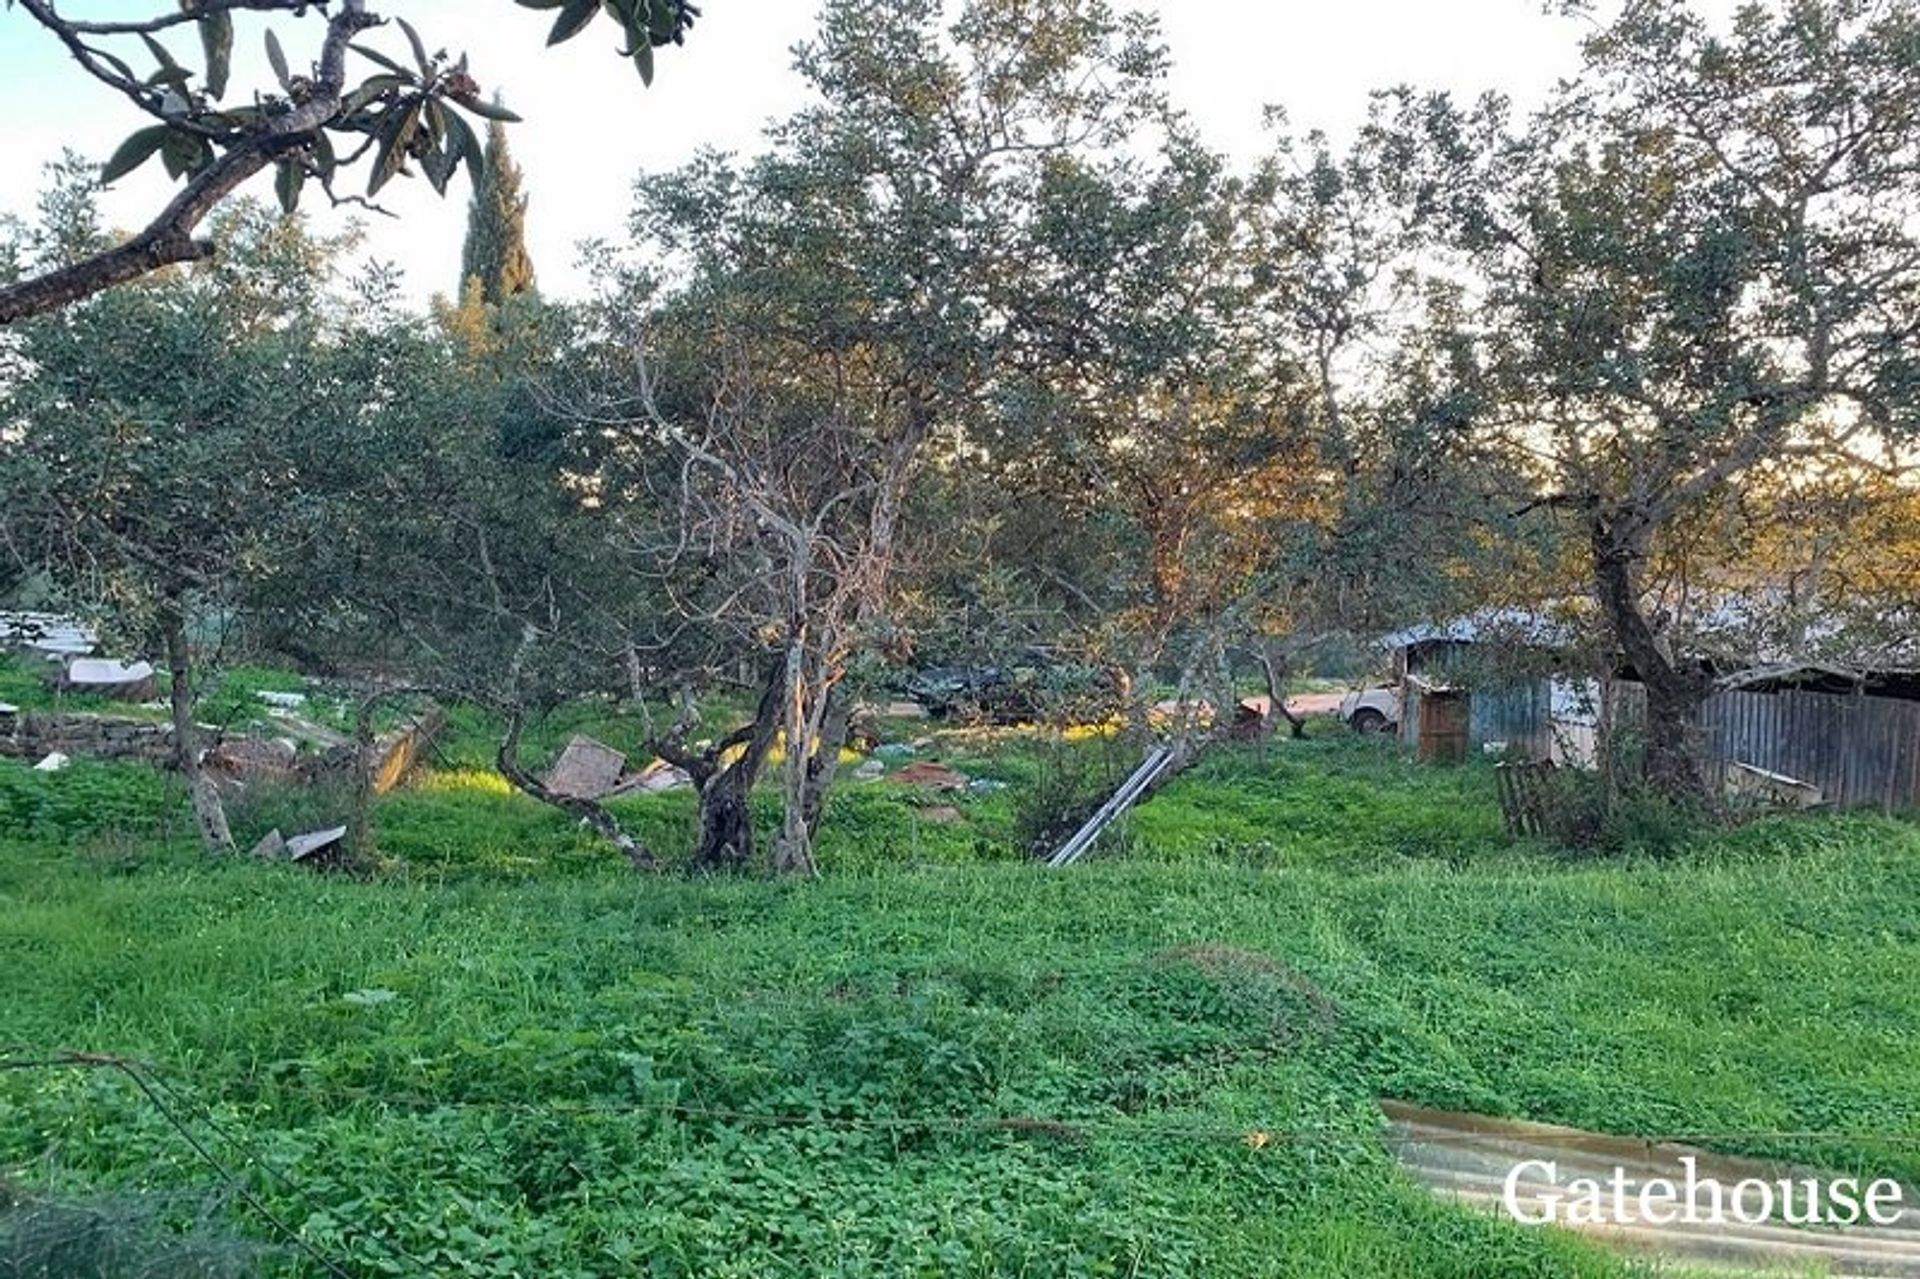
0;612;96;659
57;658;158;701
32;751;70;772
605;757;693;796
249;829;287;860
852;758;886;781
545;735;628;800
285;826;349;863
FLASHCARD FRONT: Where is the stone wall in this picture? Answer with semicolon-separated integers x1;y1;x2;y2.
0;710;177;766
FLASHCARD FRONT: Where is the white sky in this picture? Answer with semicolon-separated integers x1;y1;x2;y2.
0;1;1733;305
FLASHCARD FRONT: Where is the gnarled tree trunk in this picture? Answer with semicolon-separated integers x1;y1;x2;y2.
160;606;234;854
1590;515;1711;801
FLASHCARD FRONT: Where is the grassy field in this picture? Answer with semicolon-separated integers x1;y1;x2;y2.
3;730;1919;1276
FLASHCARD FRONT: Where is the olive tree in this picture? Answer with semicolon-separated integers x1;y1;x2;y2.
1391;0;1920;796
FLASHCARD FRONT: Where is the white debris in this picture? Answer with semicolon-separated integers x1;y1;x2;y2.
257;691;309;709
285;825;349;862
32;752;70;772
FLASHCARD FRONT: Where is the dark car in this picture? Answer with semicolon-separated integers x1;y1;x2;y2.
905;649;1122;724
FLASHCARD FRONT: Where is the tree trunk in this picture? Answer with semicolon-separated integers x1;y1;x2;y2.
346;693;380;869
1590;516;1710;801
1255;640;1307;739
801;683;852;840
690;653;786;872
161;608;234;854
497;704;656;871
694;767;757;872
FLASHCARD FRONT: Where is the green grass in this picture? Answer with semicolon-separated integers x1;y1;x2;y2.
1;733;1917;1275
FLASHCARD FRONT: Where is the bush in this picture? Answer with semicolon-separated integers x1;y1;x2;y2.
1009;733;1138;859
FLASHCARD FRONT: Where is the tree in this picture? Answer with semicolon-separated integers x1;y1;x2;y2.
0;0;695;323
0;184;352;853
578;0;1171;874
1391;0;1920;797
459;111;536;305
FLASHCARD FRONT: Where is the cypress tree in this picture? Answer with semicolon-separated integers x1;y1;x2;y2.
458;109;536;305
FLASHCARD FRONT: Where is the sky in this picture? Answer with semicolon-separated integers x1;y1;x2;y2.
0;1;1724;306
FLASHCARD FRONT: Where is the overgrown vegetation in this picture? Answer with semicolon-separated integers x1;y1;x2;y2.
3;735;1917;1274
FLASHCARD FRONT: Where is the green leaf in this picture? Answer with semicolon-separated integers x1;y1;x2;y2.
100;124;171;184
265;30;291;89
442;109;484;188
547;0;598;45
275;159;305;213
394;17;432;76
634;39;655;86
159;129;212;180
197;12;234;100
140;33;184;78
348;42;415;79
367;104;421;196
459;97;522;124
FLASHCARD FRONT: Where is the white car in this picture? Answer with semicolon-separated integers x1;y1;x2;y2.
1338;686;1399;734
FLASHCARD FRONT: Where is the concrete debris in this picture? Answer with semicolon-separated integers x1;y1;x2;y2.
852;758;887;781
546;735;627;800
32;751;70;772
894;760;968;791
874;743;918;760
249;829;287;860
58;658;158;701
0;701;17;717
966;777;1007;794
0;611;96;659
285;825;349;863
257;690;309;709
608;757;693;796
208;736;300;778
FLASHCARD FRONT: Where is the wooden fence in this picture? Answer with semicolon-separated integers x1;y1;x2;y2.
1589;683;1919;814
1696;688;1920;813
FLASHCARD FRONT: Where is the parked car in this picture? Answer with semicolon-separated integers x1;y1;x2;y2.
1338;686;1400;734
905;650;1121;724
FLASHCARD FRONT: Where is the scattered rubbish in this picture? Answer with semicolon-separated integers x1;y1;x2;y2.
249;829;288;860
208;736;299;779
966;777;1007;794
545;735;627;800
1727;760;1824;810
0;611;96;659
0;701;17;716
886;702;930;719
285;825;349;863
32;751;70;772
257;690;309;709
852;758;887;781
1047;744;1179;867
608;757;693;796
874;743;918;760
57;658;158;701
894;760;968;791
